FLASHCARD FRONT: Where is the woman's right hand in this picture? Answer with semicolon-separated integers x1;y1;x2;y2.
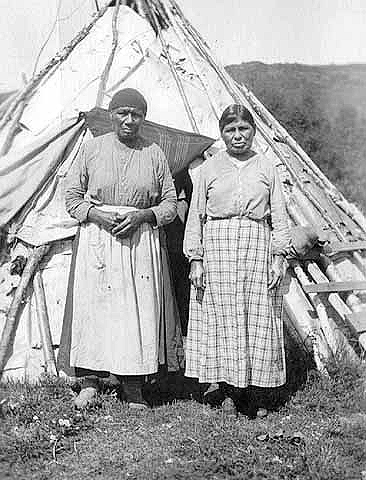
87;207;120;232
189;259;205;289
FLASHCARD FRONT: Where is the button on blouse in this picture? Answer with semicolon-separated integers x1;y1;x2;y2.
183;150;290;260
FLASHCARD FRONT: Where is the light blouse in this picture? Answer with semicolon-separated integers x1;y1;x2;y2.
183;150;290;260
65;132;177;226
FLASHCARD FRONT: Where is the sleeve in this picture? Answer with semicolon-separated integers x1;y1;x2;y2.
64;143;94;223
183;165;207;261
269;165;291;256
149;147;177;227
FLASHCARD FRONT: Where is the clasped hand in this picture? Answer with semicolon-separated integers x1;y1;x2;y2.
90;209;144;238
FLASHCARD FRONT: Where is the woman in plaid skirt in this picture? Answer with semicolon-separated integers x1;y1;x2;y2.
183;105;291;417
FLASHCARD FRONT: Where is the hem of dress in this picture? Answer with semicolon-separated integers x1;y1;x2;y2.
70;362;159;376
184;372;286;389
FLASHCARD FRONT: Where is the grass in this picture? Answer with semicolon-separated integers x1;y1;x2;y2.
0;361;366;480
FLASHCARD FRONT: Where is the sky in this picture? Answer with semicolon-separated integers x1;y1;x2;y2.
1;0;366;90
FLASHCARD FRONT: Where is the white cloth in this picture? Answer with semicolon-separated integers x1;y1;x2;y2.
69;206;162;375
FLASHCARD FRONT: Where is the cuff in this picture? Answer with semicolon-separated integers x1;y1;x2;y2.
72;202;94;223
184;249;204;262
150;206;162;228
188;256;203;262
150;205;176;227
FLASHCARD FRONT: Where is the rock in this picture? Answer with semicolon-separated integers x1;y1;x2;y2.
290;431;306;444
272;429;285;440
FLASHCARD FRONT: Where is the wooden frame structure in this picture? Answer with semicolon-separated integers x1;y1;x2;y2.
0;0;365;381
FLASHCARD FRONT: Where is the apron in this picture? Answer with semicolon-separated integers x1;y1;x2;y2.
69;206;162;375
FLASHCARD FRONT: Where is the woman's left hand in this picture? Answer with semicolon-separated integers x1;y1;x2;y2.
268;255;285;290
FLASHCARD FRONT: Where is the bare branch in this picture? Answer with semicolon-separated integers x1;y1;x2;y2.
32;0;63;79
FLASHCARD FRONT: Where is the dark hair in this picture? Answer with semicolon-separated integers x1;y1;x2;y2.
219;104;256;132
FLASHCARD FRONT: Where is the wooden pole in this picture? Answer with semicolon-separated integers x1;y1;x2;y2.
170;0;366;241
168;0;366;365
319;255;363;312
95;0;121;107
160;0;220;120
282;274;330;372
307;259;366;352
235;81;366;235
0;244;51;379
293;264;336;356
293;262;359;363
0;102;25;156
33;270;57;375
145;0;200;133
0;1;112;138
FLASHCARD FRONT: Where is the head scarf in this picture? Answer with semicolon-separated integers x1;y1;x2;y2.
108;88;148;115
219;104;256;132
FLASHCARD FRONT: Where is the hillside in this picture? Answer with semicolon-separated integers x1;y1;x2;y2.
1;64;366;210
226;62;366;211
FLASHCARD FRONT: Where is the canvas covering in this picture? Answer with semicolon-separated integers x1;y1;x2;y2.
0;2;366;381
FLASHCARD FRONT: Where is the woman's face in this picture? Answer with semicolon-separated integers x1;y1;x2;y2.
221;118;255;155
110;106;144;142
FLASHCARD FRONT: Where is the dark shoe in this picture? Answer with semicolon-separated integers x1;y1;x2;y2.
203;383;225;407
122;376;150;409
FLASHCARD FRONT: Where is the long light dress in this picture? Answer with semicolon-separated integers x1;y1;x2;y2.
59;132;182;376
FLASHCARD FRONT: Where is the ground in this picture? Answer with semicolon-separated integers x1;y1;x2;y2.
1;362;366;480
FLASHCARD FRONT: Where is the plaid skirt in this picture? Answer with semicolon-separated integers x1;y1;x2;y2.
185;217;286;388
